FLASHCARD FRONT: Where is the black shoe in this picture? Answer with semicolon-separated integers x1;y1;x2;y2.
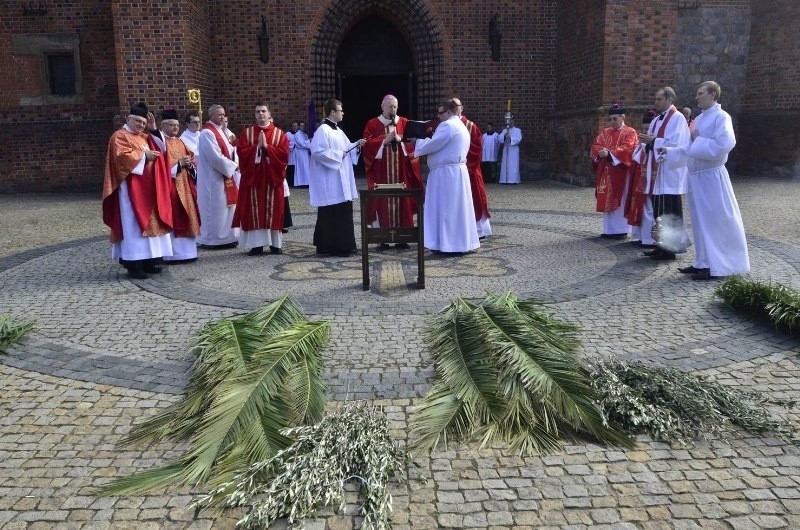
127;263;148;279
643;248;662;257
377;243;390;250
639;243;658;249
395;242;411;249
601;233;628;240
678;265;707;274
247;246;264;256
692;270;724;281
652;252;676;261
269;246;282;255
143;263;162;274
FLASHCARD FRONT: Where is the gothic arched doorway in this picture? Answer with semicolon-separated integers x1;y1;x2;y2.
310;0;444;150
335;16;415;146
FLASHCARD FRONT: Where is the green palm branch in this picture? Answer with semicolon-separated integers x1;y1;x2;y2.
0;314;36;354
121;296;308;448
410;293;632;456
98;300;329;497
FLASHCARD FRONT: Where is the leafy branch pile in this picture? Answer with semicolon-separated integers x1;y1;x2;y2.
0;314;36;353
99;296;329;496
410;292;632;456
192;402;408;530
591;357;798;445
715;276;800;335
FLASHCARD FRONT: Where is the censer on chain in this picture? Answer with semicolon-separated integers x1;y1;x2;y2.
650;153;665;245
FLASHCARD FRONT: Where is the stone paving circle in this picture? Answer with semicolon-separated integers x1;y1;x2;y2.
1;178;799;529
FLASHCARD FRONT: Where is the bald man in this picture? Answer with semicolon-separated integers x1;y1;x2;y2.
361;94;424;249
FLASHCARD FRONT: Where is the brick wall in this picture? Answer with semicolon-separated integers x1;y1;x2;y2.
111;0;213;115
3;0;799;192
0;0;118;192
208;0;556;166
547;0;681;184
737;0;800;177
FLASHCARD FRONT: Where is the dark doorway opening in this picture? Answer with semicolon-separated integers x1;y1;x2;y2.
335;16;416;176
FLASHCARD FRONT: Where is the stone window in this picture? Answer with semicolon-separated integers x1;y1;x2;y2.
46;53;77;96
11;33;83;105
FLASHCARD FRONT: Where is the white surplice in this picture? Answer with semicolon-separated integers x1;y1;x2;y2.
309;120;360;208
196;122;239;246
414;116;479;253
292;130;312;186
664;103;749;276
498;126;522;184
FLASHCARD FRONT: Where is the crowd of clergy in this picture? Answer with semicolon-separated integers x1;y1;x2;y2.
102;93;529;278
102;81;746;283
590;80;749;281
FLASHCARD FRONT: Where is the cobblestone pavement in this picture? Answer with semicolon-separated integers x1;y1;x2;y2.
1;178;799;529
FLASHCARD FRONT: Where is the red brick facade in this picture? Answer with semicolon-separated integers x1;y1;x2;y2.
737;0;800;177
0;0;796;192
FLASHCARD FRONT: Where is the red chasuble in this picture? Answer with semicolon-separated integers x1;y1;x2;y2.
102;128;173;243
461;116;491;221
591;125;638;213
231;123;289;232
164;137;200;238
362;116;424;228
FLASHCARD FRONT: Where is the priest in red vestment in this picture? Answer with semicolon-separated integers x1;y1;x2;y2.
450;98;492;238
232;102;290;255
362;94;424;249
149;108;201;263
591;104;638;239
102;102;173;279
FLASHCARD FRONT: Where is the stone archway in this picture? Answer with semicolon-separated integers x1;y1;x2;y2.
310;0;444;123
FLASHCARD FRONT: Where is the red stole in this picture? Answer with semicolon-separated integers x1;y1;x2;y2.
648;106;677;186
203;122;238;205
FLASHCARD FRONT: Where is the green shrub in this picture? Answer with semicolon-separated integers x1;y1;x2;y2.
715;276;800;335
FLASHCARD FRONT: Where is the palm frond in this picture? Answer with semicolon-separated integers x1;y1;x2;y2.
411;292;632;456
182;321;330;487
96;462;192;497
101;301;329;496
477;300;631;448
0;314;36;354
122;298;317;448
243;294;307;333
407;382;474;455
425;298;504;413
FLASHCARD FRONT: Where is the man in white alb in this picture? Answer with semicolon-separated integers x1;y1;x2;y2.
659;81;749;281
196;104;239;248
410;100;479;254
